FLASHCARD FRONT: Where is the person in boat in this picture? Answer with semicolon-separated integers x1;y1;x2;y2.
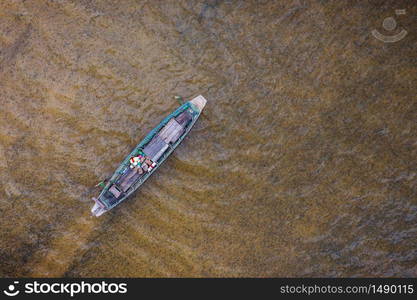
129;154;143;168
129;154;156;172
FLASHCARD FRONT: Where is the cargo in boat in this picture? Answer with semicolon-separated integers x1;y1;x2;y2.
91;95;207;217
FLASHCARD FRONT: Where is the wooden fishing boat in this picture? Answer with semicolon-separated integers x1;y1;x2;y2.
91;95;207;216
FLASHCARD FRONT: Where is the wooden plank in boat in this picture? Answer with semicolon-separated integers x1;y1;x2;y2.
158;118;183;143
143;136;165;157
175;110;193;126
109;185;122;198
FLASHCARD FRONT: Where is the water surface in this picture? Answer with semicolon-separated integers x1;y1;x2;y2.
0;0;416;277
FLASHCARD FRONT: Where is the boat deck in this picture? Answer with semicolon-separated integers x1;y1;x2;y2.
98;104;199;208
92;95;207;216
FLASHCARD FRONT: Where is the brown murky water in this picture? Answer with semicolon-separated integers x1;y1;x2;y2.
0;0;416;277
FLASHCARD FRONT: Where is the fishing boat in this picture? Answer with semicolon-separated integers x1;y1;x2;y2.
91;95;207;216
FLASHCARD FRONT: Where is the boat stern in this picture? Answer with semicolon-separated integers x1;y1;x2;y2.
190;95;207;112
91;197;108;217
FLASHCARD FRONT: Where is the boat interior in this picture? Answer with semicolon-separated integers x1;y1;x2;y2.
102;108;195;206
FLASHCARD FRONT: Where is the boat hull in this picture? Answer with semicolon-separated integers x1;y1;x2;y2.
91;95;206;216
